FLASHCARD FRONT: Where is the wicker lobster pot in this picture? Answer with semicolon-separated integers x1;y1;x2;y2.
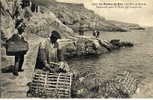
29;70;73;98
100;71;139;98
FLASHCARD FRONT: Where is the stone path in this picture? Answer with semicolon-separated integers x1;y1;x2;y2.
0;34;45;98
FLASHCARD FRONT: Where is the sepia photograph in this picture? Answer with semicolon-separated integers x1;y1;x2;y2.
0;0;153;98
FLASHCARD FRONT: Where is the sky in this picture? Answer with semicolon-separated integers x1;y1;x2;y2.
56;0;153;27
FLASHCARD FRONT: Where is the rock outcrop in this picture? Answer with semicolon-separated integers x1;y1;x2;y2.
57;36;109;59
57;36;133;59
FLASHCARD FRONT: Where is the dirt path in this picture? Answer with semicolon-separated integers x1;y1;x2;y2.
0;34;45;98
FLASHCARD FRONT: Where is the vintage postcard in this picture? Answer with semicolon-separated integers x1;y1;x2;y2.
0;0;153;98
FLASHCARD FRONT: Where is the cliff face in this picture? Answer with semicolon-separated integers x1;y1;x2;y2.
1;0;144;41
0;0;76;40
39;2;126;32
25;11;75;38
37;1;143;32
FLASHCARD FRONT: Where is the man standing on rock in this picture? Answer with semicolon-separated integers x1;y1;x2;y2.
93;30;100;38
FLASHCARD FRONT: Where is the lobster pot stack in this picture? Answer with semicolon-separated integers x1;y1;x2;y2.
29;71;73;98
100;80;127;98
114;71;138;96
100;71;138;98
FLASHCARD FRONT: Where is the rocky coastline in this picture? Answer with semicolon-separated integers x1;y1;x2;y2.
0;0;141;98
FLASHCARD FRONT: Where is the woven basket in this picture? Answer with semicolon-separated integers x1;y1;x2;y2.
29;70;73;98
6;40;29;56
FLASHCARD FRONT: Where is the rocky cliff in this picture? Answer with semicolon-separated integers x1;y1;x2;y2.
1;0;144;41
25;11;75;38
0;0;76;40
38;2;126;32
0;0;137;98
37;1;144;32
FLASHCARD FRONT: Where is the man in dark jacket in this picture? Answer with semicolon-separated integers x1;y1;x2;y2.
12;19;27;76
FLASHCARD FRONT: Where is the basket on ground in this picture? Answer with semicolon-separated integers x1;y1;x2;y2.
29;70;73;98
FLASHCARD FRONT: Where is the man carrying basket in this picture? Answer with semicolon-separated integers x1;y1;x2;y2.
6;19;29;76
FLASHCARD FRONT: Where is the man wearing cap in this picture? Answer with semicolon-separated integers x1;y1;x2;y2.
11;19;27;76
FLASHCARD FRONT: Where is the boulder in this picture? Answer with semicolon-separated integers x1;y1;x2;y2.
57;36;109;58
57;39;77;58
75;37;87;56
110;39;134;49
99;40;114;51
99;39;134;51
75;36;108;56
